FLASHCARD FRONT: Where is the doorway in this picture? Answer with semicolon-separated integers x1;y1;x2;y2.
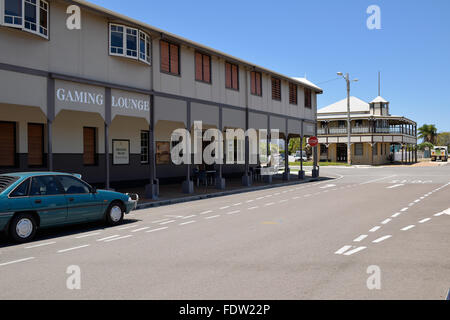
337;143;347;162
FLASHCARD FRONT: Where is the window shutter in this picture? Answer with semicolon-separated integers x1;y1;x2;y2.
250;72;256;94
272;78;281;100
160;40;170;73
203;55;210;83
28;124;44;166
232;64;238;90
170;43;179;74
83;127;96;165
195;52;202;81
289;83;297;104
0;122;15;167
256;72;262;96
225;63;232;88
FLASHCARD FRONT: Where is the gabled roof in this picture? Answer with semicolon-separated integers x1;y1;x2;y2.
291;77;323;92
318;96;370;114
370;96;388;103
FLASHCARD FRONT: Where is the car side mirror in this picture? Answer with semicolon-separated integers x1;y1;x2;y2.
91;187;97;194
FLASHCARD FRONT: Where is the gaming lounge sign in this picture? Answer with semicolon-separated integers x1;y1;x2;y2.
54;80;150;119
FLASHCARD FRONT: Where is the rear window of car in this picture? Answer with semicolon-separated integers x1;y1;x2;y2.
0;176;19;194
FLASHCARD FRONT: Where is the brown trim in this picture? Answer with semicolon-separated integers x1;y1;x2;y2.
0;121;17;168
27;123;45;168
83;127;98;166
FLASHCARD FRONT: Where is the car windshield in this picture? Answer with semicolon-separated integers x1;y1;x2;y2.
0;176;19;194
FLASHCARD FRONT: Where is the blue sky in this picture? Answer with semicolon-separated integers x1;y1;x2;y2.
89;0;450;132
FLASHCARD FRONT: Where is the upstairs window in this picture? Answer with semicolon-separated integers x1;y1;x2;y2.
304;88;312;108
250;71;262;96
2;0;48;38
271;77;281;101
289;83;297;105
160;40;180;75
109;24;151;65
195;52;211;83
225;62;239;90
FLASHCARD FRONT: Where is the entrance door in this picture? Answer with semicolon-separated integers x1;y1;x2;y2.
0;122;16;167
337;144;347;162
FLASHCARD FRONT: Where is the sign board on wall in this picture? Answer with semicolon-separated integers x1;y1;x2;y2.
112;140;130;165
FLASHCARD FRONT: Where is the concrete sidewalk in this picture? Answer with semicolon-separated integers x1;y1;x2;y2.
117;173;327;210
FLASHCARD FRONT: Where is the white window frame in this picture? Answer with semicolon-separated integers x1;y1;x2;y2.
109;23;151;65
1;0;48;39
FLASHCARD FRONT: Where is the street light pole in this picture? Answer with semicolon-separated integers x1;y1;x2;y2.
346;73;351;165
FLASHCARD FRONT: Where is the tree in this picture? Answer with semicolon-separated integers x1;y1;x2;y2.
436;132;450;147
418;124;438;144
417;142;434;151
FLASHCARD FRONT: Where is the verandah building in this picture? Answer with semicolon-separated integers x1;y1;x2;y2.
0;0;322;196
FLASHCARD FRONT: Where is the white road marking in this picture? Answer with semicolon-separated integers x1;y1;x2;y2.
220;206;230;210
233;203;242;206
344;247;367;256
179;220;196;226
373;235;392;243
360;175;396;185
97;235;120;241
165;215;184;218
25;242;56;249
381;218;392;225
182;215;196;219
58;245;90;253
205;215;220;220
369;226;381;232
320;184;336;189
391;212;402;218
104;235;132;242
414;199;421;203
354;235;368;242
401;225;415;231
118;225;137;230
152;218;170;223
279;200;288;203
434;211;445;217
248;206;259;210
292;196;300;200
304;194;312;197
386;184;404;189
226;210;240;215
265;195;273;198
444;208;450;215
400;208;409;212
419;218;431;224
256;197;264;200
75;232;101;239
335;245;352;255
200;210;213;215
160;220;176;225
246;200;254;203
408;203;415;207
264;202;275;206
131;227;150;232
146;227;168;233
0;257;35;267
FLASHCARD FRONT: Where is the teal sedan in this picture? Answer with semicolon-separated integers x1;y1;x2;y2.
0;172;138;243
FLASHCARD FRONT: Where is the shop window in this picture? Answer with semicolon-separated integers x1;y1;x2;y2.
109;24;151;65
320;144;328;156
140;130;149;164
2;0;48;38
83;127;97;166
28;123;44;167
355;143;364;156
0;122;16;167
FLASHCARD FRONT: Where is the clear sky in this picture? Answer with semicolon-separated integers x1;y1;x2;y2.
89;0;450;132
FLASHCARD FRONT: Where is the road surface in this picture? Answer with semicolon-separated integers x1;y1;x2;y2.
0;164;449;299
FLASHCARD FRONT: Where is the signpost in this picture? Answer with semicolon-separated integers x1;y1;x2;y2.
308;136;318;147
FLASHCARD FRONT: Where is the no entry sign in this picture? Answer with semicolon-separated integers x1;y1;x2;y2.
308;136;319;147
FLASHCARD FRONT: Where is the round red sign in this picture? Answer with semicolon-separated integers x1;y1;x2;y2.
308;136;319;147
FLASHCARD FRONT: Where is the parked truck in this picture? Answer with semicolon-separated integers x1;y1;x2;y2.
431;146;448;162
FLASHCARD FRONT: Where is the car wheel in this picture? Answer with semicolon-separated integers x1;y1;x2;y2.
9;213;37;243
105;202;124;226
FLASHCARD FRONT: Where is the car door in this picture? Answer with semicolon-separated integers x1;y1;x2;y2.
57;175;105;222
29;175;68;227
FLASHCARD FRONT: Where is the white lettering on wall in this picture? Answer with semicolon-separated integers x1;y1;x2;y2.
112;96;149;112
56;88;104;106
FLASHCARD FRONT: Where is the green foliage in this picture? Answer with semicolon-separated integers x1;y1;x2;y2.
436;132;450;147
418;124;438;144
417;142;434;151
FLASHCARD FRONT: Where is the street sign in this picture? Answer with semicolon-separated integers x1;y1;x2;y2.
308;136;319;147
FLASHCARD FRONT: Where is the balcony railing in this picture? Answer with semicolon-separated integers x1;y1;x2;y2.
318;126;416;136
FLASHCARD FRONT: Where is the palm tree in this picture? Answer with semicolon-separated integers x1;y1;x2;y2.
418;124;438;144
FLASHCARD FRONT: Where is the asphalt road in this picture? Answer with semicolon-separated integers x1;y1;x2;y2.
0;164;449;300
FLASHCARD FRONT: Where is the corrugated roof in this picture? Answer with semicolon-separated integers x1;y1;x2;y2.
71;0;323;94
370;96;389;103
318;96;370;114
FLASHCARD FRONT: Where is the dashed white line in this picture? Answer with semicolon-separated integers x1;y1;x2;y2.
200;210;213;215
335;245;352;255
373;235;392;243
400;207;409;212
0;257;35;267
75;232;101;239
25;242;56;249
233;203;242;206
246;200;254;203
391;212;402;218
344;247;367;256
58;245;90;253
434;211;445;217
131;227;150;233
292;196;300;200
146;227;168;233
220;206;230;210
152;218;170;223
387;184;404;189
160;220;176;225
381;218;392;225
401;225;415;231
182;215;196;219
104;235;132;242
264;202;275;207
226;210;240;215
353;235;368;242
118;225;137;230
256;197;264;200
419;218;431;224
369;226;381;232
279;200;288;203
179;220;196;226
205;215;220;220
248;206;259;210
97;235;120;241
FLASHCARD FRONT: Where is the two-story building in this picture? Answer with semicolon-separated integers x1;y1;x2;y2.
317;96;417;165
0;0;322;197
